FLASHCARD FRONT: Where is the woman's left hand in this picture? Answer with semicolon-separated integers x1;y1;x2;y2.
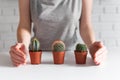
89;41;108;65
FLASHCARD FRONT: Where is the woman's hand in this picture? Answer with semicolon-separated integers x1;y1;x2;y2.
9;43;28;67
89;41;108;65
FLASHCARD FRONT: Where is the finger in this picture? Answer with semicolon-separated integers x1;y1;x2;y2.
94;55;103;65
11;57;26;67
15;43;24;49
11;48;26;59
94;55;106;65
14;63;26;67
94;41;104;48
10;43;28;56
95;49;107;61
10;51;26;63
12;60;21;67
94;47;106;57
11;57;26;66
94;50;107;65
16;43;26;52
15;44;28;57
15;43;26;54
13;60;26;66
10;56;21;67
10;45;24;56
10;50;26;62
11;53;26;63
12;60;23;67
19;43;27;54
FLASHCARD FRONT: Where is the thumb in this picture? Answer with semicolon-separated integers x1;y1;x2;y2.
16;43;28;55
94;41;104;48
15;43;23;49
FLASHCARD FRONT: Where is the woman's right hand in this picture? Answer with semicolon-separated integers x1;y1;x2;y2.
9;43;28;67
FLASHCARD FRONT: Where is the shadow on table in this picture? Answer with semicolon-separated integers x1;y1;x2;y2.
41;54;53;65
65;52;95;67
41;61;53;64
0;53;13;67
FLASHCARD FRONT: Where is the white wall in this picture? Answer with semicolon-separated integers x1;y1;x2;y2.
92;0;120;52
0;0;120;52
0;0;18;52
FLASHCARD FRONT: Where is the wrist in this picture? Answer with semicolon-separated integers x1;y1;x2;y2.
17;42;29;51
87;41;95;49
23;43;29;51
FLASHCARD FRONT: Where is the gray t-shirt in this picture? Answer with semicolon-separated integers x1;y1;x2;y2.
30;0;82;50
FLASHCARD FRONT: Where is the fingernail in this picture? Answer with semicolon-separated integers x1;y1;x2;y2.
22;62;26;65
96;62;100;65
23;55;26;59
16;64;21;67
94;59;97;63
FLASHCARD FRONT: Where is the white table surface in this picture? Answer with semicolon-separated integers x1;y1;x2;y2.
0;51;120;80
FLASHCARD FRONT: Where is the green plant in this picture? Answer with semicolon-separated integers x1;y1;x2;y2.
76;43;87;52
53;43;65;52
29;38;40;52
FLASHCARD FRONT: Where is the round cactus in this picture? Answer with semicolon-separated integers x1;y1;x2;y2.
29;37;40;52
76;43;87;52
52;40;65;52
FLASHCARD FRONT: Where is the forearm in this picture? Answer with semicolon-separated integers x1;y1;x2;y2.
80;23;95;48
17;24;31;50
79;0;95;48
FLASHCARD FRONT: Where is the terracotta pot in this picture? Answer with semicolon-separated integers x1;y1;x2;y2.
74;51;87;64
29;50;42;64
53;51;65;64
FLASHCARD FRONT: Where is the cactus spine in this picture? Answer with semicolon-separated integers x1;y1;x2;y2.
29;38;40;52
76;43;87;52
52;40;65;52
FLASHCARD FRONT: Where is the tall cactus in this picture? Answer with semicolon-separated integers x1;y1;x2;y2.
76;43;87;52
29;38;40;52
52;40;65;52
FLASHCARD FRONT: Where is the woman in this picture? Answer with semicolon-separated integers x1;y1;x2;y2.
9;0;107;66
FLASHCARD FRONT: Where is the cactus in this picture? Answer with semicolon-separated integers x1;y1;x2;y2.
29;38;40;52
76;43;87;52
53;41;65;52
